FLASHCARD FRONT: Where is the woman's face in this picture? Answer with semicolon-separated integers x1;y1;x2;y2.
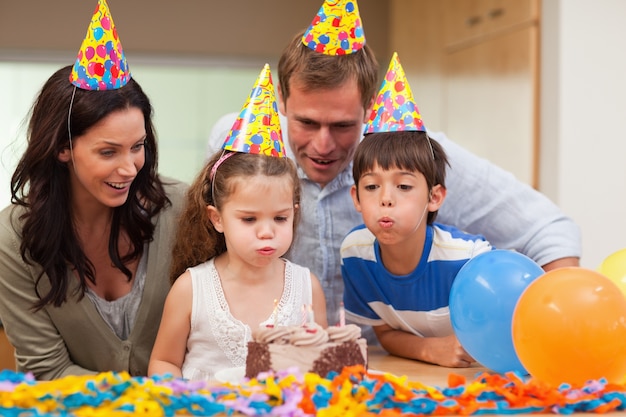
59;107;146;209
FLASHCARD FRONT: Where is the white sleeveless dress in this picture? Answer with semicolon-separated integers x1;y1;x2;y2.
181;258;313;381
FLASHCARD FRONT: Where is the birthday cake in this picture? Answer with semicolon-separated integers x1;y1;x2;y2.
245;323;367;378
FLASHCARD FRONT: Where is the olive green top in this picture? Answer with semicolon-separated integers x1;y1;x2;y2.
0;179;187;380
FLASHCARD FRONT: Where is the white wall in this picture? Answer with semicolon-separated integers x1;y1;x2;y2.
541;0;626;269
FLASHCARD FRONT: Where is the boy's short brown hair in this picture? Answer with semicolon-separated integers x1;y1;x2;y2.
352;131;449;223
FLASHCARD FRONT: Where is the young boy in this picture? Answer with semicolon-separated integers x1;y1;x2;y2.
340;53;493;368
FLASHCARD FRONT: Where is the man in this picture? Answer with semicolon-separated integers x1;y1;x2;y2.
208;24;580;327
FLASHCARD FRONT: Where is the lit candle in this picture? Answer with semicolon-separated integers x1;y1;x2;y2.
307;304;315;325
301;304;308;327
339;302;346;327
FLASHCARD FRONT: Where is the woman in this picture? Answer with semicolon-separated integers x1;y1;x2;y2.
0;64;187;380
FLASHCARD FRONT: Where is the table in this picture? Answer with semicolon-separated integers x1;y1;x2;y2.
368;345;485;386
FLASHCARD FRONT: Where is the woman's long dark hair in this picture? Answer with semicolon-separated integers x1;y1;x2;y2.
10;65;170;310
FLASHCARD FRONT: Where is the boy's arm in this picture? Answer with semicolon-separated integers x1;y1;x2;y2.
373;323;474;368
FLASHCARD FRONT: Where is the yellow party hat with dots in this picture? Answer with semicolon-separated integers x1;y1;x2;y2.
364;52;426;134
221;64;285;157
302;0;365;55
69;0;131;90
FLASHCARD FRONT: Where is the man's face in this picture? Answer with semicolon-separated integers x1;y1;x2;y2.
279;78;370;188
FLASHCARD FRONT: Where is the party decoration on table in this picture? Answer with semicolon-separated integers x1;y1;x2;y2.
597;247;626;297
364;52;426;134
3;366;626;416
512;267;626;387
302;0;365;55
449;249;543;374
69;0;131;90
220;64;285;157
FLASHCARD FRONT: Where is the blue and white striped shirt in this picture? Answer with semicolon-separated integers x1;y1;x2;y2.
341;223;492;337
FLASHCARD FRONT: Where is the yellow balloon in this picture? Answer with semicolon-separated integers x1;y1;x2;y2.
598;248;626;296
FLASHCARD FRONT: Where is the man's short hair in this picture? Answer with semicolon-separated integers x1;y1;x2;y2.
278;30;379;112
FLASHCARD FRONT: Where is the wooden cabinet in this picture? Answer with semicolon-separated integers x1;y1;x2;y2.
444;0;538;46
389;0;540;188
442;0;540;187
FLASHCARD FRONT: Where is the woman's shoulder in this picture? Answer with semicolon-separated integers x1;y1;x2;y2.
0;205;28;259
0;204;25;234
156;176;189;218
149;177;189;243
159;176;189;202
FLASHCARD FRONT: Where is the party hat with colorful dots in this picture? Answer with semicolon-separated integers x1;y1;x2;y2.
69;0;131;90
364;52;426;134
302;0;365;55
221;64;285;157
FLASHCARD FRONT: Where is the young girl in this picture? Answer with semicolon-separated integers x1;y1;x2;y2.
148;150;327;381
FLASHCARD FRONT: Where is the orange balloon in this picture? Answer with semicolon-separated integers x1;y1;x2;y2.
512;267;626;387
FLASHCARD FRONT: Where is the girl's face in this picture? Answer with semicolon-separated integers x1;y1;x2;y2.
351;163;443;246
209;174;295;267
58;107;146;210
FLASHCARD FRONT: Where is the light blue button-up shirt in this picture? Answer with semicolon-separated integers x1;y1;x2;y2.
286;165;362;326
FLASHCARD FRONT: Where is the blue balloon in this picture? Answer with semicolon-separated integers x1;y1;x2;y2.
449;249;544;374
93;27;104;41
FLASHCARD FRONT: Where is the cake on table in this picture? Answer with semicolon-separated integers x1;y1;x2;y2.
245;323;367;379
